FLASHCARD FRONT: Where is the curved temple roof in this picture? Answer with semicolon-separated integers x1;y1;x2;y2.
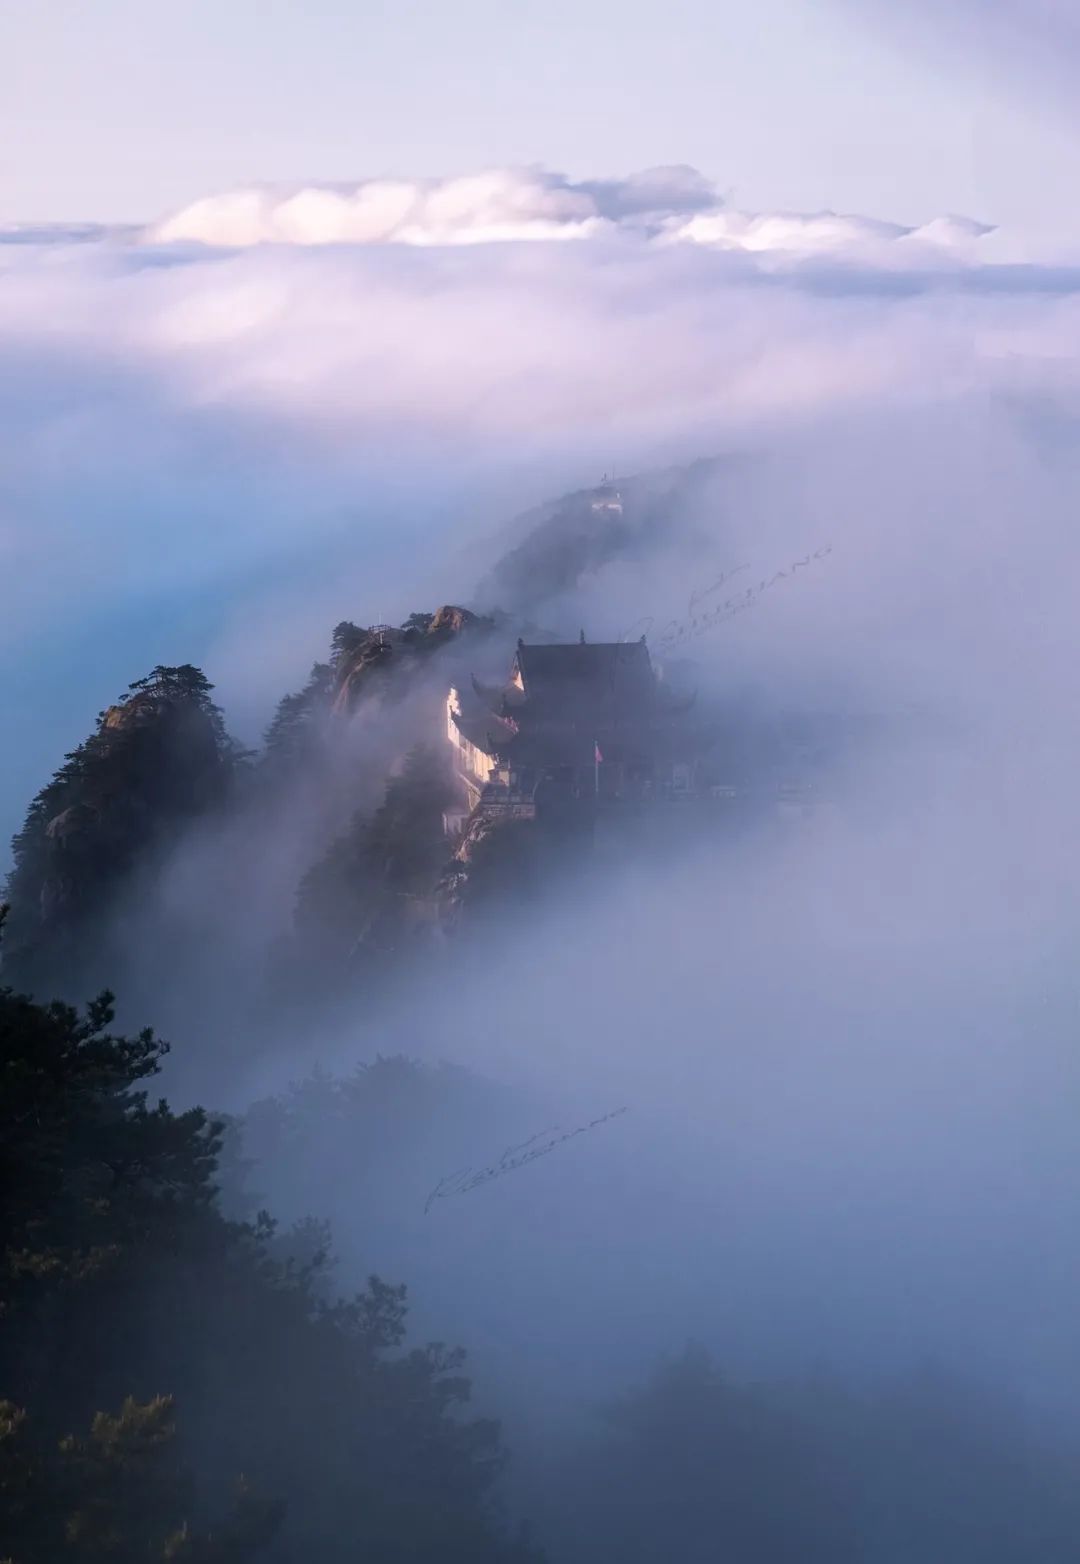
512;640;655;716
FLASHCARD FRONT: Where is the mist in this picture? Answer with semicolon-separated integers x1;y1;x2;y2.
6;162;1080;851
7;167;1080;1560
204;393;1080;1431
76;385;1080;1456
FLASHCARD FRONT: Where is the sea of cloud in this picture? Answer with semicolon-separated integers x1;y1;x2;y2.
0;170;1074;817
219;375;1080;1434
4;163;1080;851
6;163;1080;1472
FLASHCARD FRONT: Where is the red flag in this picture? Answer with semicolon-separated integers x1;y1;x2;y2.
594;741;603;764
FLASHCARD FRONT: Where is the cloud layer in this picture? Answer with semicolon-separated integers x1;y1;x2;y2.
144;165;994;261
3;164;1080;858
7;164;1080;1446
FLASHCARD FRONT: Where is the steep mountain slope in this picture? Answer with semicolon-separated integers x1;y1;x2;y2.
474;457;728;615
3;666;239;998
1;459;754;1019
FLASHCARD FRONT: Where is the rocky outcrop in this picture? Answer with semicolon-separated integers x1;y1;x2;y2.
330;607;493;716
100;693;159;731
427;604;480;637
435;809;543;930
330;633;399;716
44;801;100;842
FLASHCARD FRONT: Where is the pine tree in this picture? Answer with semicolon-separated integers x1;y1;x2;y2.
261;663;332;772
329;622;367;663
3;668;239;997
0;1394;282;1563
0;914;541;1563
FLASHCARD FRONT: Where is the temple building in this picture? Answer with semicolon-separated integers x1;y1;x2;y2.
445;635;699;836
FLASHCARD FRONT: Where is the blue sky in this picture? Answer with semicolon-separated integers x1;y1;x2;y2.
2;0;1076;235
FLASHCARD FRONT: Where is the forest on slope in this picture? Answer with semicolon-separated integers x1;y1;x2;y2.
7;909;1080;1563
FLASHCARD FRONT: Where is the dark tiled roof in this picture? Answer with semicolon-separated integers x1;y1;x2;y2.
450;707;516;755
514;641;655;714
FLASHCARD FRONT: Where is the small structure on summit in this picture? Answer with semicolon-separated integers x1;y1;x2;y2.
445;634;699;834
590;475;624;516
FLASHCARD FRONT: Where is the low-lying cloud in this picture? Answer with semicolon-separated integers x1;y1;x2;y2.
8;165;1080;1530
3;163;1080;856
